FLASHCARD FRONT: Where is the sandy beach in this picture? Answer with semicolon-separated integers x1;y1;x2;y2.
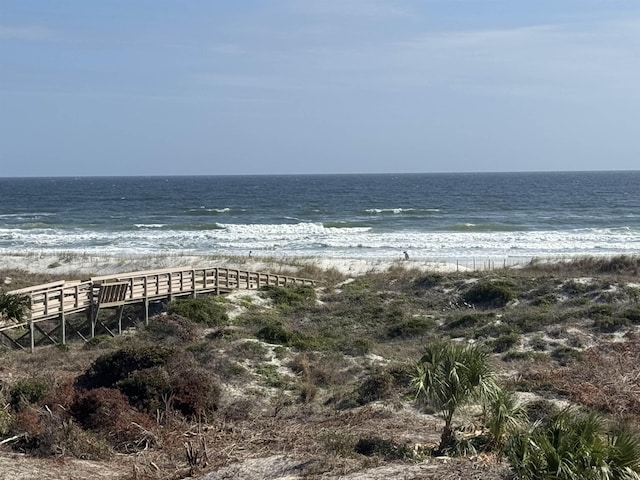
0;251;471;281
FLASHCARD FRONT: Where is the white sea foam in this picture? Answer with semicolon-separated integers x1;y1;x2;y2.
365;208;437;214
2;224;640;265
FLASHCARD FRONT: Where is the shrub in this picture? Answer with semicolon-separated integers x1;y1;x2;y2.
486;387;527;449
355;437;414;460
501;351;538;362
168;296;228;326
412;273;443;290
356;370;395;405
561;279;593;295
9;376;51;411
78;345;176;389
506;408;640;480
70;388;157;453
9;406;112;459
170;365;220;417
338;338;372;356
530;336;548;352
256;321;296;345
144;314;199;342
323;431;357;457
598;255;640;274
255;363;288;388
445;313;491;331
0;406;11;435
116;367;172;413
255;321;320;349
464;280;516;308
490;332;521;353
0;292;31;322
593;316;630;333
386;317;435;338
622;307;640;324
261;285;316;309
550;346;582;366
524;399;560;426
231;340;270;362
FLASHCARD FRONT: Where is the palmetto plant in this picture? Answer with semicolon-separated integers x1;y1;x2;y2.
506;407;640;480
0;292;31;323
413;340;498;454
486;386;528;450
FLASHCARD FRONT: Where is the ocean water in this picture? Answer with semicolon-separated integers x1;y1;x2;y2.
1;172;639;265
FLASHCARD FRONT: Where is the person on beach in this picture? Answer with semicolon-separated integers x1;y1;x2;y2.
403;251;409;261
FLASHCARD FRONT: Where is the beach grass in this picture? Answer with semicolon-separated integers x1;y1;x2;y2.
1;255;640;478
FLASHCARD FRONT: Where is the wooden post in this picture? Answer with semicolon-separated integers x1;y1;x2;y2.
90;307;96;338
60;293;66;345
29;318;35;352
117;305;124;335
90;287;96;339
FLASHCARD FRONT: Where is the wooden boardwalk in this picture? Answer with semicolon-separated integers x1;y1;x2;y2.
1;266;315;351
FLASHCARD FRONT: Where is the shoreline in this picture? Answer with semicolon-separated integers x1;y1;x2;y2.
1;250;636;280
0;251;505;278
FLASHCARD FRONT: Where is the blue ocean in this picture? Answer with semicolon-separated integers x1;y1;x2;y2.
1;172;639;265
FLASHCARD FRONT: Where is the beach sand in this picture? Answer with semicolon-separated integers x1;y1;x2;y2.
0;252;469;280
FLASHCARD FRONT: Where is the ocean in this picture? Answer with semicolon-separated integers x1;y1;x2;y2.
1;171;639;266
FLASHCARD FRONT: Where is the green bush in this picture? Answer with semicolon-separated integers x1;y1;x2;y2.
144;314;199;342
0;292;31;322
256;321;320;350
550;347;582;366
445;313;491;330
561;279;593;295
593;316;630;333
256;321;296;345
261;285;316;309
464;280;516;308
116;367;171;413
506;408;640;480
338;338;372;356
9;376;51;411
412;273;443;290
490;332;521;353
78;345;176;389
386;317;434;338
622;307;640;324
168;296;228;326
589;304;614;318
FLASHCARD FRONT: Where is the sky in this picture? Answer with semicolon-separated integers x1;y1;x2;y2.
1;1;640;176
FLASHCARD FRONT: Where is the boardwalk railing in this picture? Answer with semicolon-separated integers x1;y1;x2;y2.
1;266;315;351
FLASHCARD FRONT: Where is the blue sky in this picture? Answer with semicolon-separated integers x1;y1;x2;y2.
1;0;639;176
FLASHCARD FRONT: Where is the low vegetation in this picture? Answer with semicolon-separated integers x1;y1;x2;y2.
1;255;640;479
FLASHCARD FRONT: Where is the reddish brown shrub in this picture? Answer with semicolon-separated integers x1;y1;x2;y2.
561;338;640;417
70;388;157;453
170;366;220;418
